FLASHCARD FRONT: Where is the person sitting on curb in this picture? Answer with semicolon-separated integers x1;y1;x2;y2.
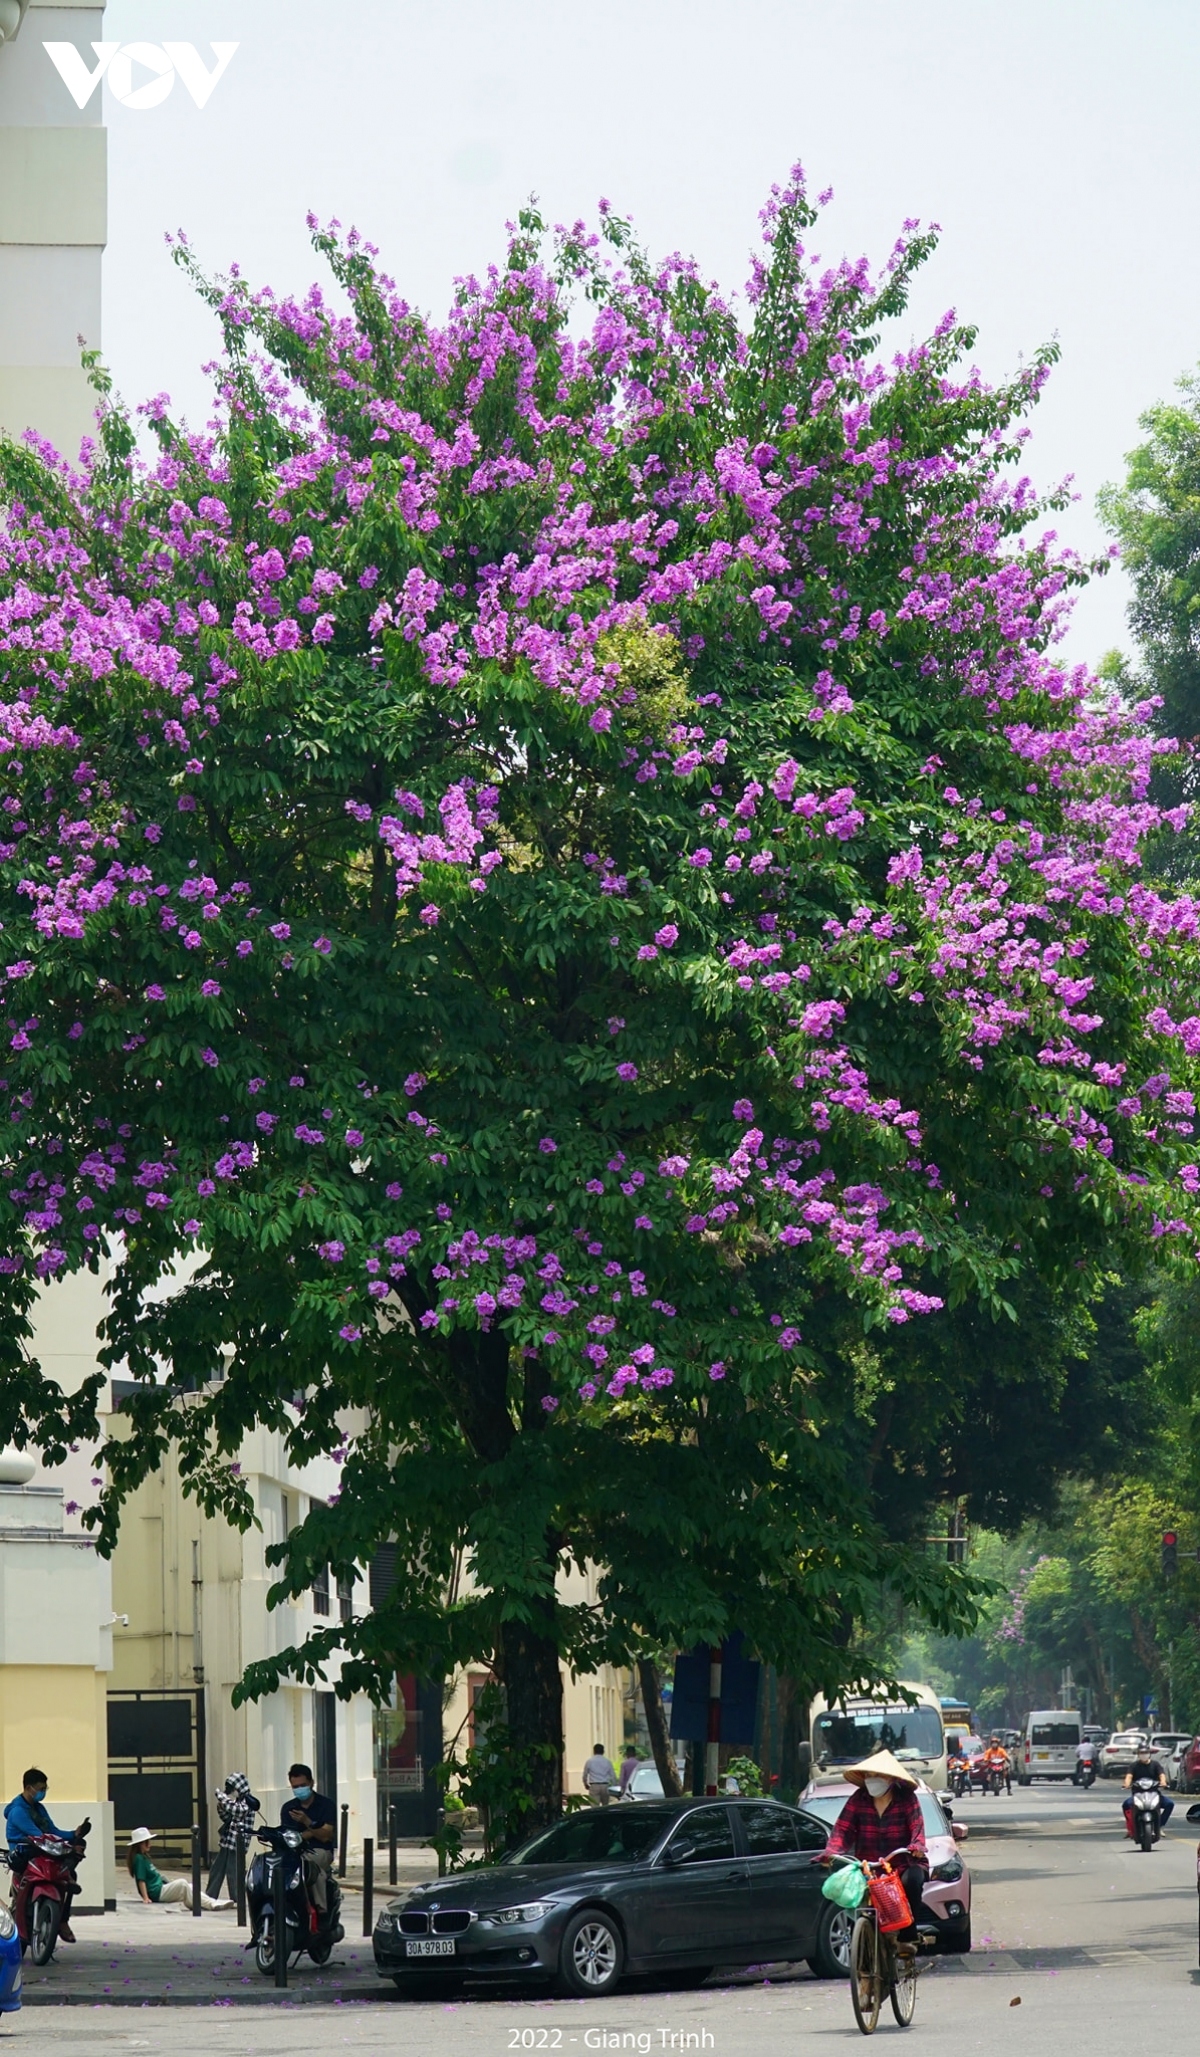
127;1827;230;1910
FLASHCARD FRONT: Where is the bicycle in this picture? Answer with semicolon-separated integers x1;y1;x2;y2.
827;1851;920;2035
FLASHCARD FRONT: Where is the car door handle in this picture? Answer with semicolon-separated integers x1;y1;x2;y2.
724;1869;745;1881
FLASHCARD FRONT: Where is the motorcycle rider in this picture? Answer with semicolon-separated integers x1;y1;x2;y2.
1074;1736;1098;1786
820;1749;929;1961
946;1737;970;1795
984;1735;1012;1795
280;1764;337;1920
1122;1741;1173;1836
3;1768;88;1944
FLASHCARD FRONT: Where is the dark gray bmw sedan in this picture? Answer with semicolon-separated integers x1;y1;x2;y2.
373;1796;849;1998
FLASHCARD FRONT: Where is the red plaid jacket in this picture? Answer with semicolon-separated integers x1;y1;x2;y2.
823;1785;928;1872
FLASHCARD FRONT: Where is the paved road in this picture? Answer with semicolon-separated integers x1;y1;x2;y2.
10;1779;1200;2051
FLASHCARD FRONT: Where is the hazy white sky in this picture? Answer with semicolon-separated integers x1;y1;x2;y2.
95;0;1200;667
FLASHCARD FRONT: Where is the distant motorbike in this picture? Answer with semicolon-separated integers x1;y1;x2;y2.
247;1823;344;1976
949;1763;970;1800
1072;1759;1097;1789
1130;1786;1162;1852
5;1821;89;1964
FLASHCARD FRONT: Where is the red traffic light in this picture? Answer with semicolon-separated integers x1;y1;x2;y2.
1163;1531;1178;1546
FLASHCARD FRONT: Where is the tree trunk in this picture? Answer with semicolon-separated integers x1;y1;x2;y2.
776;1675;811;1801
638;1658;684;1797
498;1611;564;1836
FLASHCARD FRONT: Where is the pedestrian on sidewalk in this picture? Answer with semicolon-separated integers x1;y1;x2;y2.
207;1772;259;1901
618;1745;639;1797
127;1828;230;1910
583;1744;617;1806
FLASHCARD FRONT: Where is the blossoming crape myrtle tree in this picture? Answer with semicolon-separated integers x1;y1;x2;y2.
1;171;1199;1824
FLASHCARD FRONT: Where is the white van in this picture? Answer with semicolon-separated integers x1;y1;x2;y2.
1018;1709;1081;1783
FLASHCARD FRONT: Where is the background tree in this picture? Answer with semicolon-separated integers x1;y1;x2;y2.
1100;371;1200;857
1;173;1199;1825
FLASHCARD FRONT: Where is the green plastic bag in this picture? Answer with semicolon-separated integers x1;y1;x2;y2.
821;1859;868;1910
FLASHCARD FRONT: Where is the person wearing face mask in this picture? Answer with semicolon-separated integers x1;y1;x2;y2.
820;1750;929;1958
280;1763;337;1917
4;1768;90;1943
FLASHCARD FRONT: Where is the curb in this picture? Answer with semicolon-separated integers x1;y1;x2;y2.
19;1988;396;2008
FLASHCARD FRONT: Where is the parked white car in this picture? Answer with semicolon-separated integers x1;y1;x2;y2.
1098;1730;1148;1779
1149;1733;1192;1788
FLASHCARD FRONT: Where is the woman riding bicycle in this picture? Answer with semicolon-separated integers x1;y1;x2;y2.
821;1749;929;1958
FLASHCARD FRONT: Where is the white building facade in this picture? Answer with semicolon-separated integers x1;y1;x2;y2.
0;0;106;461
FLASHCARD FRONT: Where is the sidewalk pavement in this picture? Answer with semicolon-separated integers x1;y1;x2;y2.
21;1856;443;2007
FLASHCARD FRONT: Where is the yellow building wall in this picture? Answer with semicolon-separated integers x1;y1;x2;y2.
0;1664;107;1802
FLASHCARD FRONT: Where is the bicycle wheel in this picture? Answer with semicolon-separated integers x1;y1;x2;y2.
890;1940;918;2027
850;1913;883;2035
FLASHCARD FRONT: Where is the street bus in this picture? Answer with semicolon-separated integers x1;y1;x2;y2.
939;1697;975;1753
808;1683;948;1791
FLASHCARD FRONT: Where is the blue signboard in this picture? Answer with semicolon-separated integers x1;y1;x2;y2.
668;1631;760;1744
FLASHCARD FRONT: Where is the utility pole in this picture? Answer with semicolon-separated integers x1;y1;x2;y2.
704;1645;722;1796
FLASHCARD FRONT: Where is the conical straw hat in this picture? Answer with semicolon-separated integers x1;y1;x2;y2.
843;1748;920;1790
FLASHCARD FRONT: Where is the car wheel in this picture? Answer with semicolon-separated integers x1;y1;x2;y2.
808;1901;853;1979
940;1917;972;1955
556;1908;624;1998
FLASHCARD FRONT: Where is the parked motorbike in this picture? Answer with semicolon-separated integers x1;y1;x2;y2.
1130;1786;1162;1852
4;1820;89;1964
246;1824;344;1975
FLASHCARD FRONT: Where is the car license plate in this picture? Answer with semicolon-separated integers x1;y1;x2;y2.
1036;1752;1048;1759
407;1939;455;1958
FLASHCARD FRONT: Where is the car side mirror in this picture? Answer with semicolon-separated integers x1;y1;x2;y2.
662;1842;692;1867
937;1794;954;1816
951;1822;968;1843
1186;1804;1200;1825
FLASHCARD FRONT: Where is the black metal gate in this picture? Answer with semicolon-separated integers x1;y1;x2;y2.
107;1688;208;1863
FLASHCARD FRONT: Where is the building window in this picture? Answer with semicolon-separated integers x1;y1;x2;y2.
312;1565;330;1616
337;1571;356;1623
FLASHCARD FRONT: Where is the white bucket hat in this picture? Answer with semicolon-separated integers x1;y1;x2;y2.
128;1826;155;1845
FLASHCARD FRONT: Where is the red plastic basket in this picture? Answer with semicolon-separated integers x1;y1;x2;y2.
867;1865;912;1934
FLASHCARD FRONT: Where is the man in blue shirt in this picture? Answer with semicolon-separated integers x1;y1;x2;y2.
3;1767;69;1852
280;1763;337;1916
4;1768;89;1943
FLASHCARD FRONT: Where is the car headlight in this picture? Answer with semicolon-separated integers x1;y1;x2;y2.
373;1911;397;1931
479;1902;555;1927
0;1908;14;1942
929;1858;963;1883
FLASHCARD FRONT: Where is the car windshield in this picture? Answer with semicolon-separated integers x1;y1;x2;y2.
1151;1735;1188;1750
800;1791;946;1838
504;1809;672;1866
814;1706;943;1763
630;1767;665;1794
1030;1723;1079;1747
